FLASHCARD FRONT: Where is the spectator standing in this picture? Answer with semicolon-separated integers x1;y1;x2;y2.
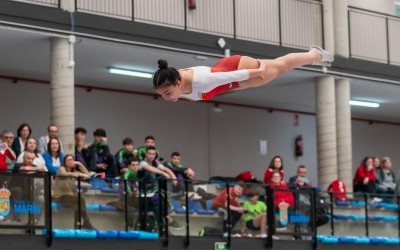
11;123;31;158
38;124;64;155
263;155;285;184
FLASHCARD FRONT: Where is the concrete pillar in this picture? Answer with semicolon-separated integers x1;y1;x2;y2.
322;0;335;53
316;76;337;190
336;78;353;192
60;0;75;12
50;37;75;154
333;0;349;57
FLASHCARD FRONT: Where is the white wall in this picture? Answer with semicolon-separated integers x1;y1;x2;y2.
1;78;400;186
349;0;396;15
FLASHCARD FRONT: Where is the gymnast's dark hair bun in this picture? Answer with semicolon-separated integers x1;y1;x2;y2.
158;59;168;70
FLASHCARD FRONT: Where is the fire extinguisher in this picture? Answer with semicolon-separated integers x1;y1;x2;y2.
295;135;303;157
188;0;196;9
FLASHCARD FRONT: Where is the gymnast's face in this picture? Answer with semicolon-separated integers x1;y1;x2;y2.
156;83;181;102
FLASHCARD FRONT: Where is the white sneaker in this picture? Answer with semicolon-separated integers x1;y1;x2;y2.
257;233;268;238
310;45;334;66
371;197;383;203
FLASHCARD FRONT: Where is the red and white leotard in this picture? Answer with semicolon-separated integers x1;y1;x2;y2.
180;55;249;101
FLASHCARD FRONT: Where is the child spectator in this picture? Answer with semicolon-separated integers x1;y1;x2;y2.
212;181;247;235
87;128;117;178
243;191;267;238
327;178;348;201
163;151;195;193
137;135;160;161
115;137;136;175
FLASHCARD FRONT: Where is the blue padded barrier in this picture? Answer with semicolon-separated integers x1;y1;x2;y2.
318;235;400;245
335;200;352;206
99;204;118;211
52;229;76;238
51;202;60;210
96;230;119;239
369;237;388;244
369;202;385;209
86;203;100;212
349;214;365;221
317;235;339;244
119;230;140;239
385;238;400;244
137;231;159;240
383;203;398;210
338;236;357;243
368;215;382;221
351;200;366;207
383;215;398;222
333;214;350;221
354;237;370;244
75;229;97;238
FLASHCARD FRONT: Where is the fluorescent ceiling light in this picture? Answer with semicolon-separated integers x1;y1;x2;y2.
349;100;380;108
108;67;152;78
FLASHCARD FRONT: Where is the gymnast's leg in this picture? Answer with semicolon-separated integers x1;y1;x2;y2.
237;47;332;89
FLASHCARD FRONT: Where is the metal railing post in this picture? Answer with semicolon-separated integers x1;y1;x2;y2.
163;179;169;247
124;179;129;231
226;182;231;248
46;173;53;247
364;193;369;237
77;176;82;230
184;180;190;247
329;192;334;236
311;189;317;250
265;185;274;249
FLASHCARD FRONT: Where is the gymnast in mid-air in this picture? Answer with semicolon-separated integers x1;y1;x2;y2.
153;45;333;102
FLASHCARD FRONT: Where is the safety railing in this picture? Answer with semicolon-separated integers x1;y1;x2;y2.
0;170;322;248
73;0;323;50
0;172;52;246
4;170;400;247
320;191;400;238
349;6;400;66
10;0;58;7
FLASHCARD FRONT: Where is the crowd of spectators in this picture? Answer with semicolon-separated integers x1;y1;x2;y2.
0;123;398;236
